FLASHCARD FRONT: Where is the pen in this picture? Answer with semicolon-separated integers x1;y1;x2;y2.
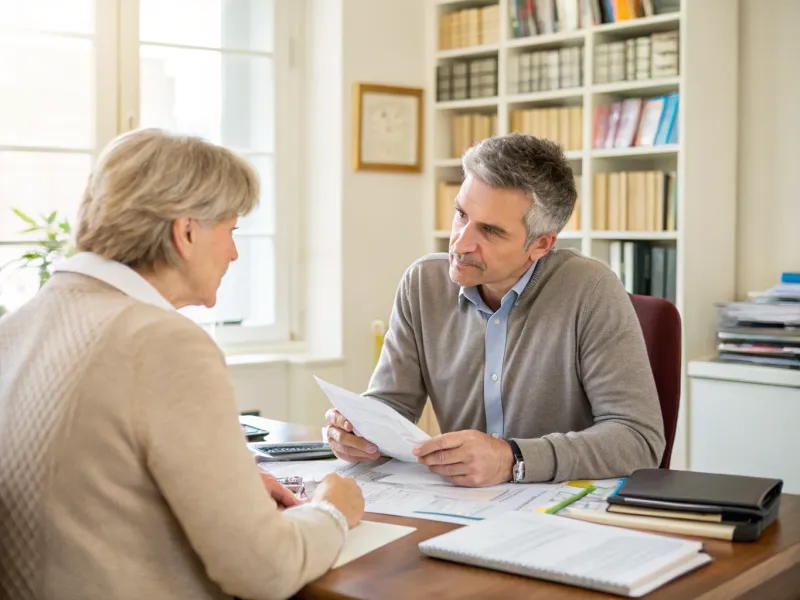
609;477;627;498
543;485;597;514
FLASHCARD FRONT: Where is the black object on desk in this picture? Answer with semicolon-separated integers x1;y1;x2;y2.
248;441;335;462
240;423;269;441
608;468;784;541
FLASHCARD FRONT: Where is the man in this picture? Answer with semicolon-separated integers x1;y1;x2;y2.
326;134;665;487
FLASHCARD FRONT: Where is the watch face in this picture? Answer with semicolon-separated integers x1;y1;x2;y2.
513;462;525;482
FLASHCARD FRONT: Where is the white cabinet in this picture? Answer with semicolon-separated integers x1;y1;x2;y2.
688;361;800;493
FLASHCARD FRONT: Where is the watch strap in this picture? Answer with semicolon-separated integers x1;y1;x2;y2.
507;439;523;463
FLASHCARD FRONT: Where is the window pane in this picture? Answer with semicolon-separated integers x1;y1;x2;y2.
140;0;273;52
218;236;275;326
140;46;273;152
0;0;94;35
0;245;41;313
237;155;274;233
178;236;275;328
0;33;94;148
0;152;91;239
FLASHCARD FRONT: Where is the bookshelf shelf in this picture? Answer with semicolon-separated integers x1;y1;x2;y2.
591;77;680;96
591;145;679;159
507;87;585;105
436;43;500;60
427;1;739;469
591;231;678;241
506;30;585;50
592;12;680;35
435;97;499;110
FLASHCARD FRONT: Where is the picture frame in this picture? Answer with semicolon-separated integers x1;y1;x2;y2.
353;83;423;173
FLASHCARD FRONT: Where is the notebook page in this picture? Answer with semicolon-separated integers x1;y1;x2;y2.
420;512;703;588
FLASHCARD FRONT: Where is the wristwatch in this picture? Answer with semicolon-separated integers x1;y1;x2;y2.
507;439;525;483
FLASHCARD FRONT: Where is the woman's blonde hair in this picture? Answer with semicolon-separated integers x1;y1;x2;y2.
76;128;259;268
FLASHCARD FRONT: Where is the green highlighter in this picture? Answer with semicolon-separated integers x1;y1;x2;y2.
544;485;597;514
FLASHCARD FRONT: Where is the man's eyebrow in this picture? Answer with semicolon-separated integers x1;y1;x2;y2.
453;200;509;236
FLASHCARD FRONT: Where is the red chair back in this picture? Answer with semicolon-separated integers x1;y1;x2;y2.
629;294;681;468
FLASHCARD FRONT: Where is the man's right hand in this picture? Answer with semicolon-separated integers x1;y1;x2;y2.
324;408;382;463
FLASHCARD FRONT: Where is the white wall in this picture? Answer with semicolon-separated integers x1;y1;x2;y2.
340;0;427;392
228;0;427;426
736;0;800;298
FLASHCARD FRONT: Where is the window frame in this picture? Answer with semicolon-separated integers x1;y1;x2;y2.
0;0;303;348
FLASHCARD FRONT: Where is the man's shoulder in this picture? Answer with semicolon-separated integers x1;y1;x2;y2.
545;248;616;287
398;253;459;303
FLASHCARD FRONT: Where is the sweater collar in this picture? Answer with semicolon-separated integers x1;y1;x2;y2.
53;252;175;311
459;259;538;313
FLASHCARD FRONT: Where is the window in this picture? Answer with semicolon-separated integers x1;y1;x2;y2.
0;0;301;346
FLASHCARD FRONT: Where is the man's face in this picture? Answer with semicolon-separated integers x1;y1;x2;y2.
448;175;550;290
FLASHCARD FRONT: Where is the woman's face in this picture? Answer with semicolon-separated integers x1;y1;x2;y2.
182;217;239;308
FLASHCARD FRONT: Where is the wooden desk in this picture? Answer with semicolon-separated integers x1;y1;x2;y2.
244;417;800;599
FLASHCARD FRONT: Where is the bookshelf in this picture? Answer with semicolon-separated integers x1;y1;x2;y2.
424;0;739;469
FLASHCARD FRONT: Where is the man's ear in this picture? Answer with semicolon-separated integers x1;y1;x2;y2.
172;217;195;261
527;232;557;261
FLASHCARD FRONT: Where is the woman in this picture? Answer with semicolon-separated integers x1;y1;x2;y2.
0;129;364;600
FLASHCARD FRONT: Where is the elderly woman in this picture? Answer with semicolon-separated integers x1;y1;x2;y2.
0;129;364;600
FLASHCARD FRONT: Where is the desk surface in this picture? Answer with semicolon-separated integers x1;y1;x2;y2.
246;417;800;599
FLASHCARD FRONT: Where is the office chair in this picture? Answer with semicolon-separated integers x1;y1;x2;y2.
629;294;682;469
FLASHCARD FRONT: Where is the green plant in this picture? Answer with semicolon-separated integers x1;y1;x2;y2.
2;208;75;288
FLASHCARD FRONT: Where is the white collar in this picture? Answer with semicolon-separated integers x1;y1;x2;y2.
53;252;175;311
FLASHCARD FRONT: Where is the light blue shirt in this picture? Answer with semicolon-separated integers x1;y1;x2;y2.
458;260;537;439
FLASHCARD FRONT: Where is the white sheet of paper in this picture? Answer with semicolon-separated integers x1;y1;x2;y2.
373;459;450;486
332;520;416;569
314;376;430;462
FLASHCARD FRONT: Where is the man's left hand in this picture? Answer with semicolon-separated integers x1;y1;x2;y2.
412;430;515;487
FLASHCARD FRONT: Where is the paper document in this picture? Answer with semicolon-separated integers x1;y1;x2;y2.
373;459;450;486
314;377;430;462
332;520;416;568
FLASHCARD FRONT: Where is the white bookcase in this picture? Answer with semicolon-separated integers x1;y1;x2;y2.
424;0;739;469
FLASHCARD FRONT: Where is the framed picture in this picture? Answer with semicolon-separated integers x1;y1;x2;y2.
353;83;423;173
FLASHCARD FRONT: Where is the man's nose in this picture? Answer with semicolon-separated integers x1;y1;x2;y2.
452;221;478;254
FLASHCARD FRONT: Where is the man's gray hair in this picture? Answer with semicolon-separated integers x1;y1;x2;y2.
462;133;577;248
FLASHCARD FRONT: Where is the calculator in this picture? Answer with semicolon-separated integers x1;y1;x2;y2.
248;441;335;462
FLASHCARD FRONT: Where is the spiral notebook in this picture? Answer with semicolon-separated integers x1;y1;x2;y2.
418;512;712;597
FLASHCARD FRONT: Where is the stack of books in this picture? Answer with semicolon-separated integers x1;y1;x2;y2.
593;93;679;149
437;58;498;102
508;47;583;94
593;171;677;232
450;113;498;158
509;106;583;151
714;274;800;370
595;30;679;84
438;5;500;50
606;241;676;302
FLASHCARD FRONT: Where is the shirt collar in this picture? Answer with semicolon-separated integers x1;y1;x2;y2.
459;260;538;314
53;252;175;311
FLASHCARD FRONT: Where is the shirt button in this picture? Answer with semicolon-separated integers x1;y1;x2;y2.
494;318;500;325
491;373;498;382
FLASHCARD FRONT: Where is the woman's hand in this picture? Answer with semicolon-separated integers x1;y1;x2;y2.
259;472;305;509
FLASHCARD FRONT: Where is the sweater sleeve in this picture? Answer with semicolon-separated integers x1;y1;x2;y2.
134;316;345;600
515;272;666;482
363;268;428;423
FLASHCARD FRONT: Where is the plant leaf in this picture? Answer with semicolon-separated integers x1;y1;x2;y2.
58;221;72;234
45;211;57;224
21;226;42;233
21;251;41;260
12;208;36;226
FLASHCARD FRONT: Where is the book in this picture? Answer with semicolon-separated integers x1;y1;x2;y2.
418;511;712;597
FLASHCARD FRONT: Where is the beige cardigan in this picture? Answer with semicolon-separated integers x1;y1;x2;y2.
0;271;344;600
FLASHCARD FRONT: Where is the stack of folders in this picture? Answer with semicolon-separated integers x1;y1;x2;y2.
419;511;711;597
563;469;784;542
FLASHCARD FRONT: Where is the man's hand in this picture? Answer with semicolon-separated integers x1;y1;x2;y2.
259;472;305;509
324;408;382;463
413;430;515;487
